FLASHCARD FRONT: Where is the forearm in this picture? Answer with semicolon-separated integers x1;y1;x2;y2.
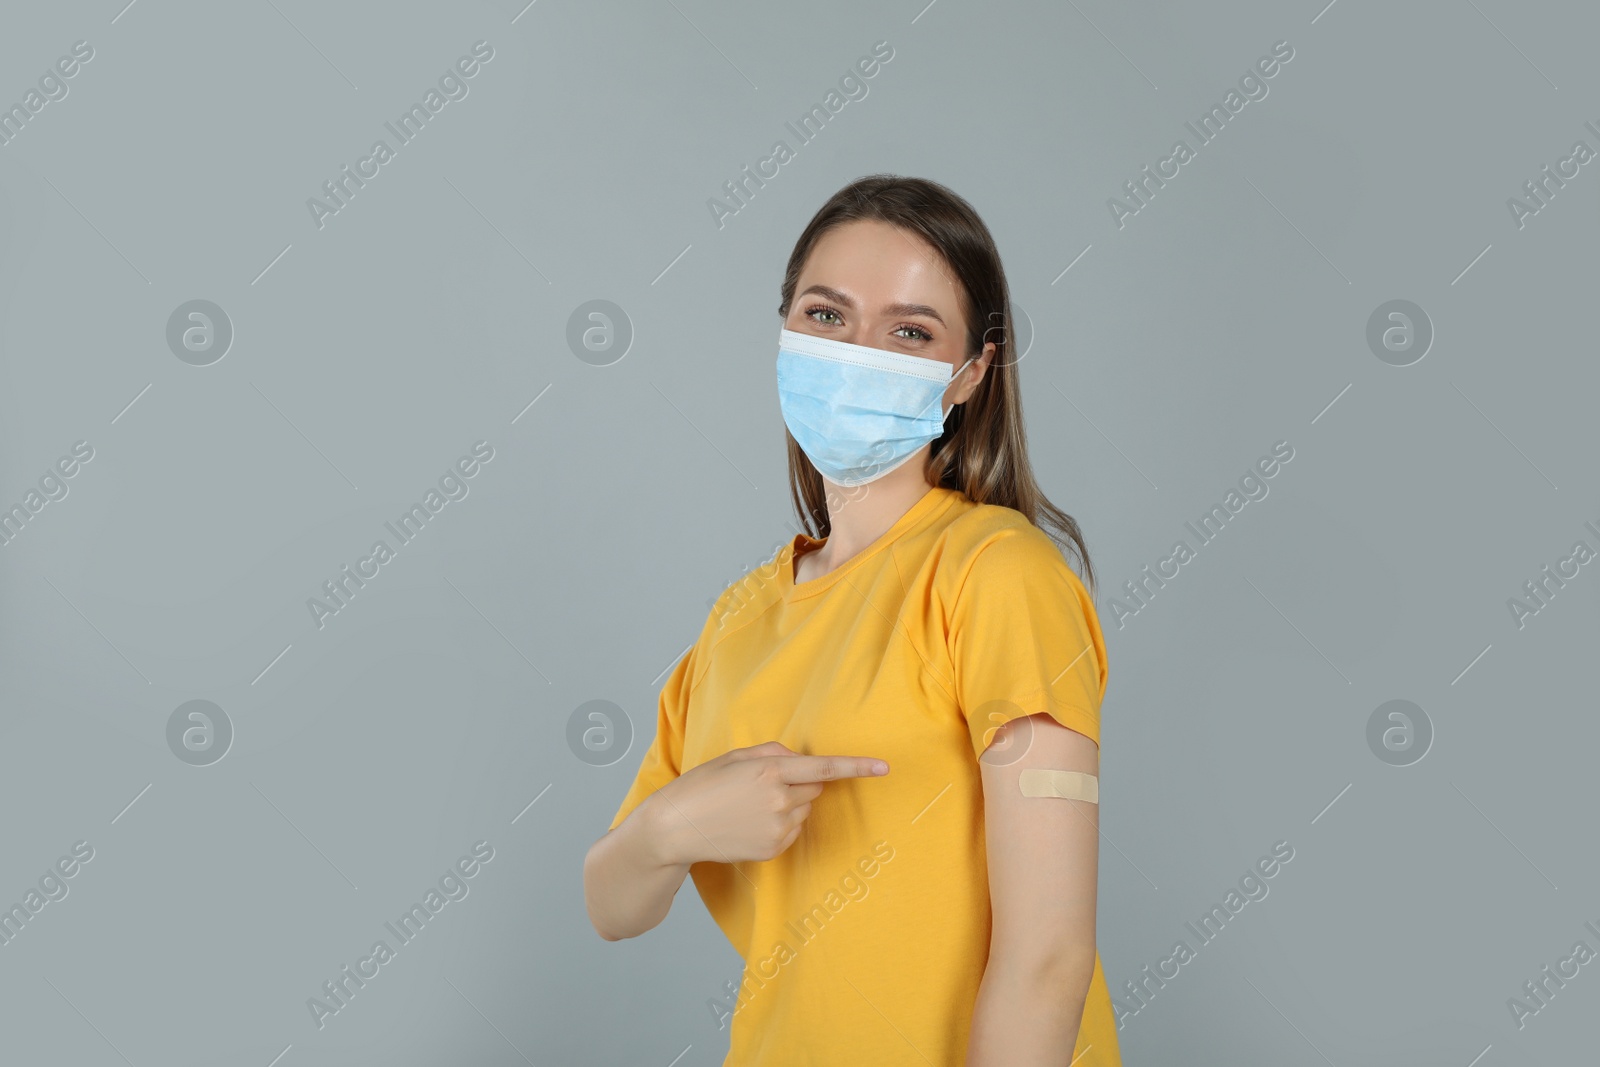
584;796;694;941
966;946;1097;1067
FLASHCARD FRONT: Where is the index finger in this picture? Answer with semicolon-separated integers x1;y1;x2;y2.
772;754;890;784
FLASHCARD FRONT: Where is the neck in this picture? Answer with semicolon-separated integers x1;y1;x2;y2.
810;449;939;571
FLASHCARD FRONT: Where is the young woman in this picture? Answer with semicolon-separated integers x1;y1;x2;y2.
584;175;1120;1066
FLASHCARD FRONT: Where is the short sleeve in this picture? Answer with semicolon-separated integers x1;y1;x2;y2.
606;633;701;833
948;528;1108;760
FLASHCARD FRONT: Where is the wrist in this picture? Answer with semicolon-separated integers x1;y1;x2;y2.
639;791;696;870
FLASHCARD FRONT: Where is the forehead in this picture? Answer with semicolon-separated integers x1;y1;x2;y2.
799;219;963;312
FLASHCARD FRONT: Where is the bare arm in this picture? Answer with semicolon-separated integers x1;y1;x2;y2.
967;713;1101;1066
584;793;693;942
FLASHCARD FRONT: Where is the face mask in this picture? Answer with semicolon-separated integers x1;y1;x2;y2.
776;327;977;487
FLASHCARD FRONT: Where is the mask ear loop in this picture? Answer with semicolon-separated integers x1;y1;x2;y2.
939;356;980;420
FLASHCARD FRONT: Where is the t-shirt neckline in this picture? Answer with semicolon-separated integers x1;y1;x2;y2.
783;485;959;601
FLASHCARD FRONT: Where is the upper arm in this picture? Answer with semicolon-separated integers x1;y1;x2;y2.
979;713;1100;968
607;630;703;833
948;526;1107;762
945;525;1109;966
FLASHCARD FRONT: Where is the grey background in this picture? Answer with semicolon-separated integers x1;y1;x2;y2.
0;0;1594;1064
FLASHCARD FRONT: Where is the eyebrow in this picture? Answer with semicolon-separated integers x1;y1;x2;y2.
797;284;947;329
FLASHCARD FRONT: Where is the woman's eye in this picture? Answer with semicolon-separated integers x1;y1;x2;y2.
803;306;929;341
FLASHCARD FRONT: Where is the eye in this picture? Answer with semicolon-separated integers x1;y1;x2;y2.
802;304;933;343
803;304;842;326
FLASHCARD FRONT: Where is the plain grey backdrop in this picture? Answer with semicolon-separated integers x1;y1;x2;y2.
1;0;1596;1063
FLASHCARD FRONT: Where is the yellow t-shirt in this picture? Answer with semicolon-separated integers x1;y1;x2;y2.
609;485;1121;1066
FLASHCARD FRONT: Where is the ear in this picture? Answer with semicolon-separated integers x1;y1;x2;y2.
951;343;994;406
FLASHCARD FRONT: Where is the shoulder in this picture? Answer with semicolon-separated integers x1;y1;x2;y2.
937;503;1087;603
702;540;790;638
665;545;787;695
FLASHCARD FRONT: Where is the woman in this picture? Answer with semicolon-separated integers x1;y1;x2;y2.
584;174;1120;1066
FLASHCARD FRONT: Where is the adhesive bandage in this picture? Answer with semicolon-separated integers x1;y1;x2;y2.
1018;769;1099;803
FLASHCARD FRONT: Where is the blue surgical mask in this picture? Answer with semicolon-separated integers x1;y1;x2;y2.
776;327;977;487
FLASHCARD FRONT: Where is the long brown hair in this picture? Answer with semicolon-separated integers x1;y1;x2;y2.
776;174;1097;596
